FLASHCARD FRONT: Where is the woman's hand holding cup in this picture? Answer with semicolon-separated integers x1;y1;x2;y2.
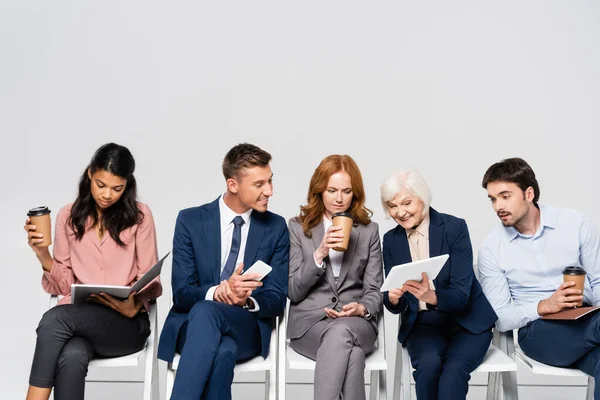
24;217;50;258
24;210;53;272
314;225;344;264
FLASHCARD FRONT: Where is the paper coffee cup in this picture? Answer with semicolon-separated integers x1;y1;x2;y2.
28;206;52;247
563;266;586;307
332;212;353;252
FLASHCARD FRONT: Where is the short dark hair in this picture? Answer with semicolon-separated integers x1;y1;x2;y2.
482;157;540;206
222;143;272;180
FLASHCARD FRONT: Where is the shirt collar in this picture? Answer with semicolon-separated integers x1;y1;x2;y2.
407;213;430;239
219;193;252;227
504;204;555;241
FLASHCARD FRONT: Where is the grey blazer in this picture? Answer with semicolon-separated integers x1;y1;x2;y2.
287;217;384;340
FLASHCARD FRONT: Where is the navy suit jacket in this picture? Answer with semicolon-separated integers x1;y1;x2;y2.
157;198;289;362
382;208;497;344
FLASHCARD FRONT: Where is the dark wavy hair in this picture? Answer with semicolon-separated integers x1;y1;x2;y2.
69;143;142;246
482;157;540;207
298;154;372;238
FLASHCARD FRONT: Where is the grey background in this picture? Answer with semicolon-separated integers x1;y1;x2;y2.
1;1;599;398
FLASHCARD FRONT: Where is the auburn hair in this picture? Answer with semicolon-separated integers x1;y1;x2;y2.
297;155;372;238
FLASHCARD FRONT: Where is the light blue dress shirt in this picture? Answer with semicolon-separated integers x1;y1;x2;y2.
478;205;600;332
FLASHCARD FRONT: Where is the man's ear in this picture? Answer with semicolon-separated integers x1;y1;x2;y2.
226;177;238;194
525;186;535;202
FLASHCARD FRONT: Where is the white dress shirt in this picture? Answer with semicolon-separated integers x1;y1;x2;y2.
205;194;259;311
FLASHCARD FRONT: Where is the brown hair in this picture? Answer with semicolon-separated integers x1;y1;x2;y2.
482;157;540;207
222;143;272;180
298;155;372;238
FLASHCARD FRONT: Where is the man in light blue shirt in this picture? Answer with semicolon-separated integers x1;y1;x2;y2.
478;158;600;395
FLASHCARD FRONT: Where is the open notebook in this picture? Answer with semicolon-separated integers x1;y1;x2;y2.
71;252;170;304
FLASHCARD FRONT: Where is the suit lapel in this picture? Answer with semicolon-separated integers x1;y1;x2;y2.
393;226;412;265
204;199;222;285
311;223;325;251
428;208;444;258
336;225;359;287
243;211;266;270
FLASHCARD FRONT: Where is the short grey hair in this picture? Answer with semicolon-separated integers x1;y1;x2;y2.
380;169;432;218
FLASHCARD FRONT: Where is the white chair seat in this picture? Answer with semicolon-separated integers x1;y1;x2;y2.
286;342;387;371
474;345;518;373
170;352;271;373
515;348;590;377
89;349;145;368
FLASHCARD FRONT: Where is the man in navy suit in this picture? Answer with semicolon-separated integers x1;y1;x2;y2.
158;143;289;400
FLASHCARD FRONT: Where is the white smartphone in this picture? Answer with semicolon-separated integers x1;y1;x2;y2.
242;260;273;281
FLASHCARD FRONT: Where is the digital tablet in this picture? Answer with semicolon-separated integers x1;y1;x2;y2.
380;254;449;292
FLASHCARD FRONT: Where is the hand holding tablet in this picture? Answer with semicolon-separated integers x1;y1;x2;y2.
380;254;449;292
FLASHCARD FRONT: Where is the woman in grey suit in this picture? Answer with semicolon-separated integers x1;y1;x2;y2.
288;154;383;400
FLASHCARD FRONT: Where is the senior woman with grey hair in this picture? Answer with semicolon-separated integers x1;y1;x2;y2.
380;169;497;400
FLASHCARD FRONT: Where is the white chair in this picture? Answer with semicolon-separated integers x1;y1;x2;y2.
514;339;595;400
48;295;159;400
278;305;388;400
393;325;518;400
165;315;281;400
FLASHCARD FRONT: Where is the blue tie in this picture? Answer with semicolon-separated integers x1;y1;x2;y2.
220;216;245;281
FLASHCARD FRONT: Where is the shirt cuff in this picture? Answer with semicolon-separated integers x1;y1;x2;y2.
313;253;326;270
205;285;218;301
248;296;260;312
45;262;63;283
529;301;543;320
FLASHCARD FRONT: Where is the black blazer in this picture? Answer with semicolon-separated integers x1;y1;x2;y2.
382;208;497;344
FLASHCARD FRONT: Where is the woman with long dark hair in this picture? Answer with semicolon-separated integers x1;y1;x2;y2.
24;143;162;400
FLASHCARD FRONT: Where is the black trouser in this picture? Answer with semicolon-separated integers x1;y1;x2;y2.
29;303;150;400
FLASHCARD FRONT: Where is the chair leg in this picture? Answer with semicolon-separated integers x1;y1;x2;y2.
166;365;175;400
266;370;277;400
369;370;379;400
379;370;387;400
486;372;498;400
586;376;595;400
497;332;519;400
393;342;402;400
402;347;411;400
152;356;159;400
278;316;287;400
278;360;286;400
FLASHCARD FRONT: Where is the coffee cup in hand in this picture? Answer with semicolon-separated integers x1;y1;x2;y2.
331;212;353;252
563;266;586;307
28;206;52;247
